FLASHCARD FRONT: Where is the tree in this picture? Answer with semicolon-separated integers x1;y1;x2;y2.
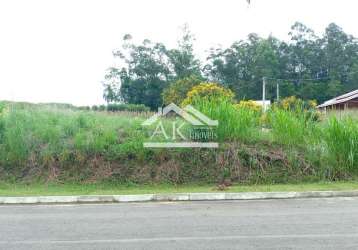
103;25;203;109
104;22;358;107
348;63;358;90
323;23;358;87
105;35;171;109
162;75;203;105
103;68;121;103
205;33;281;100
166;24;201;79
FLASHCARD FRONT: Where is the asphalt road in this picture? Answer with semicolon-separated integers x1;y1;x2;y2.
1;197;358;250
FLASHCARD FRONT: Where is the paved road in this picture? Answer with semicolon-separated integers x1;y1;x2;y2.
1;197;358;249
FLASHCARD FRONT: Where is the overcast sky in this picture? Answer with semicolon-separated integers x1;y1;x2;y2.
0;0;357;106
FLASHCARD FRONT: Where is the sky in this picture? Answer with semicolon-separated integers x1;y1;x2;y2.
0;0;357;106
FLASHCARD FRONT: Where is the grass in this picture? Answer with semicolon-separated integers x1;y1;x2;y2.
0;181;358;196
323;116;358;170
0;100;357;185
0;103;149;168
192;98;261;142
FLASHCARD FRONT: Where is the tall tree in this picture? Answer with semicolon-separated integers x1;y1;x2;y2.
166;24;201;79
103;25;202;109
104;35;171;109
104;22;358;107
205;33;282;100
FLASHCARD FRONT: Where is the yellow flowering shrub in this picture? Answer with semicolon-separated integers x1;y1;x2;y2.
181;82;234;106
162;75;202;105
279;96;317;111
308;100;317;108
235;100;261;112
276;96;321;122
280;96;301;110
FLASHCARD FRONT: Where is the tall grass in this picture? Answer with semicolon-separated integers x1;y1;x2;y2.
0;101;357;183
0;103;148;170
323;117;358;172
192;98;261;142
267;109;319;147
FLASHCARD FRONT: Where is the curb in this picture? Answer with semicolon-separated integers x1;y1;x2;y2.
1;190;358;204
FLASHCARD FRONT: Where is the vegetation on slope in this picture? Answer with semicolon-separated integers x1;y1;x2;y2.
0;101;357;185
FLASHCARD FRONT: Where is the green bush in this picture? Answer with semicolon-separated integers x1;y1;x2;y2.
162;75;202;105
106;103;150;112
181;82;234;106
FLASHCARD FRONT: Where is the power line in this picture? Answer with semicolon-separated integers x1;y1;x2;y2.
266;76;329;81
266;70;358;82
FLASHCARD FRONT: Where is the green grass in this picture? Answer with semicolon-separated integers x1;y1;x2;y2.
0;100;357;185
323;116;358;170
0;181;358;196
192;98;261;142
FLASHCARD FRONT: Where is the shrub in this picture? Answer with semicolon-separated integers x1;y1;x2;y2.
235;100;262;113
78;106;90;111
99;105;106;111
91;105;106;111
162;75;202;105
277;96;317;111
181;82;234;106
106;103;150;112
276;96;321;122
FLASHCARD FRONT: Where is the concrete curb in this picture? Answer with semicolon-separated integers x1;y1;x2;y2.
1;190;358;204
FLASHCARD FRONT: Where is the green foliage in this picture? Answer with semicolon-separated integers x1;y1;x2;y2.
104;22;358;108
181;82;234;106
105;36;171;109
166;24;201;79
91;105;106;111
0;102;6;141
106;104;150;112
77;106;91;111
162;75;202;105
193;98;260;142
0;101;357;185
89;104;150;112
278;96;315;110
235;100;262;113
205;22;358;103
104;25;201;109
267;109;313;146
275;96;320;122
323;117;358;173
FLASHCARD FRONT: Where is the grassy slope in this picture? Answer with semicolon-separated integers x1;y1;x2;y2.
1;181;358;196
0;101;357;185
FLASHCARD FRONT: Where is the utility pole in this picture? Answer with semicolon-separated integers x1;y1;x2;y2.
262;77;267;112
276;82;280;102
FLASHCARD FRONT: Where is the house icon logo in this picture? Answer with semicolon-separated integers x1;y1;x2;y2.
142;103;218;148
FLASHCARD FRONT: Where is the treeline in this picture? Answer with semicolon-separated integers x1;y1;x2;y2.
1;101;150;113
79;104;150;112
103;23;358;109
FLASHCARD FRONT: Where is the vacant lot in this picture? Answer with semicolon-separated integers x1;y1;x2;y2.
0;101;357;186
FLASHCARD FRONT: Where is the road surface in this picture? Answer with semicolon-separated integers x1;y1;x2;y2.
1;197;358;249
